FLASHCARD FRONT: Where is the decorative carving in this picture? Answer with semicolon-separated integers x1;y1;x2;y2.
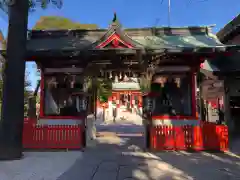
119;72;122;79
97;33;133;48
112;38;119;47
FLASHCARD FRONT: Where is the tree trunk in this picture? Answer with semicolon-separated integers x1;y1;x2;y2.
0;0;29;160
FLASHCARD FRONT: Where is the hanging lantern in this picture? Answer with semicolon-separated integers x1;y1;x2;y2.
53;81;57;88
48;77;56;88
100;69;104;77
71;79;74;88
114;75;118;82
175;77;181;87
161;77;166;87
109;71;112;79
71;75;76;88
119;72;122;79
123;74;128;81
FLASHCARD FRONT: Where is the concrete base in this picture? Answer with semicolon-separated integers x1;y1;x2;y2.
86;114;96;140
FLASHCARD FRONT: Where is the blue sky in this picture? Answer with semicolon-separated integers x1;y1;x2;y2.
0;0;239;89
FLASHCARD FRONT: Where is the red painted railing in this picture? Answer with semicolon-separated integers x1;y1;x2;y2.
150;123;228;151
23;118;228;151
23;120;83;149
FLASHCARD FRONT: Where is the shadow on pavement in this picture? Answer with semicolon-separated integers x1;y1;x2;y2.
57;123;240;180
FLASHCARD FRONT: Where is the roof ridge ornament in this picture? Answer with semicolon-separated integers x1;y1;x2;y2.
110;12;122;28
112;12;117;23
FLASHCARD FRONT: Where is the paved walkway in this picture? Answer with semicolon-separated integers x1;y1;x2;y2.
1;123;240;180
58;124;240;180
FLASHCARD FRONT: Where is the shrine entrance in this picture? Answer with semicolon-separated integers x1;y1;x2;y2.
2;14;237;152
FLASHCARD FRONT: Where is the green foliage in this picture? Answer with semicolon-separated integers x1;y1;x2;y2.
33;16;98;30
29;0;63;11
139;73;152;93
0;0;62;14
85;77;112;103
97;79;112;103
1;40;6;50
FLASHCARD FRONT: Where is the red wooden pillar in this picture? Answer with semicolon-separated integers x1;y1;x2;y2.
116;92;120;108
116;92;120;117
131;93;134;108
108;96;112;102
191;72;197;118
138;93;142;108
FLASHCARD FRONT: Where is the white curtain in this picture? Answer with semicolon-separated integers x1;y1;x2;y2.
45;89;59;115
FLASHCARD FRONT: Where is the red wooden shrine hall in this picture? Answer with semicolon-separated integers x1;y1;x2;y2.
21;14;240;151
142;65;228;151
23;67;89;150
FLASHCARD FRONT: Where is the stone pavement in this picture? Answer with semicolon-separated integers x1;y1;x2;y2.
0;151;83;180
1;123;240;180
230;138;240;156
58;124;240;180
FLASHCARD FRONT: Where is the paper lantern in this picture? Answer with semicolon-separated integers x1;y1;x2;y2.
175;77;181;87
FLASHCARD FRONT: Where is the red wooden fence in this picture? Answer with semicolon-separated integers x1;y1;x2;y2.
23;120;83;149
150;123;228;151
23;118;228;151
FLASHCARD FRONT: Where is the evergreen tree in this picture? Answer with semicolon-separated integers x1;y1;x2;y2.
0;0;63;160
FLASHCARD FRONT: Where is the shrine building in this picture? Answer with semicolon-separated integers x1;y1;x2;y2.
21;14;240;126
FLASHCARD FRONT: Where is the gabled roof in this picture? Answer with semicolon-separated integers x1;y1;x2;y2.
201;14;240;74
93;22;143;48
211;53;240;72
216;14;240;43
0;14;235;63
26;24;236;56
26;13;240;56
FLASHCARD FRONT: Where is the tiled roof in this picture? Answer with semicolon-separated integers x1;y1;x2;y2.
26;25;234;54
216;14;240;43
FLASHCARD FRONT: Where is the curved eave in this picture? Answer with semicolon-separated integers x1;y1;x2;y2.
216;14;240;43
217;25;240;43
1;45;239;62
146;44;240;54
1;43;240;63
23;46;238;60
